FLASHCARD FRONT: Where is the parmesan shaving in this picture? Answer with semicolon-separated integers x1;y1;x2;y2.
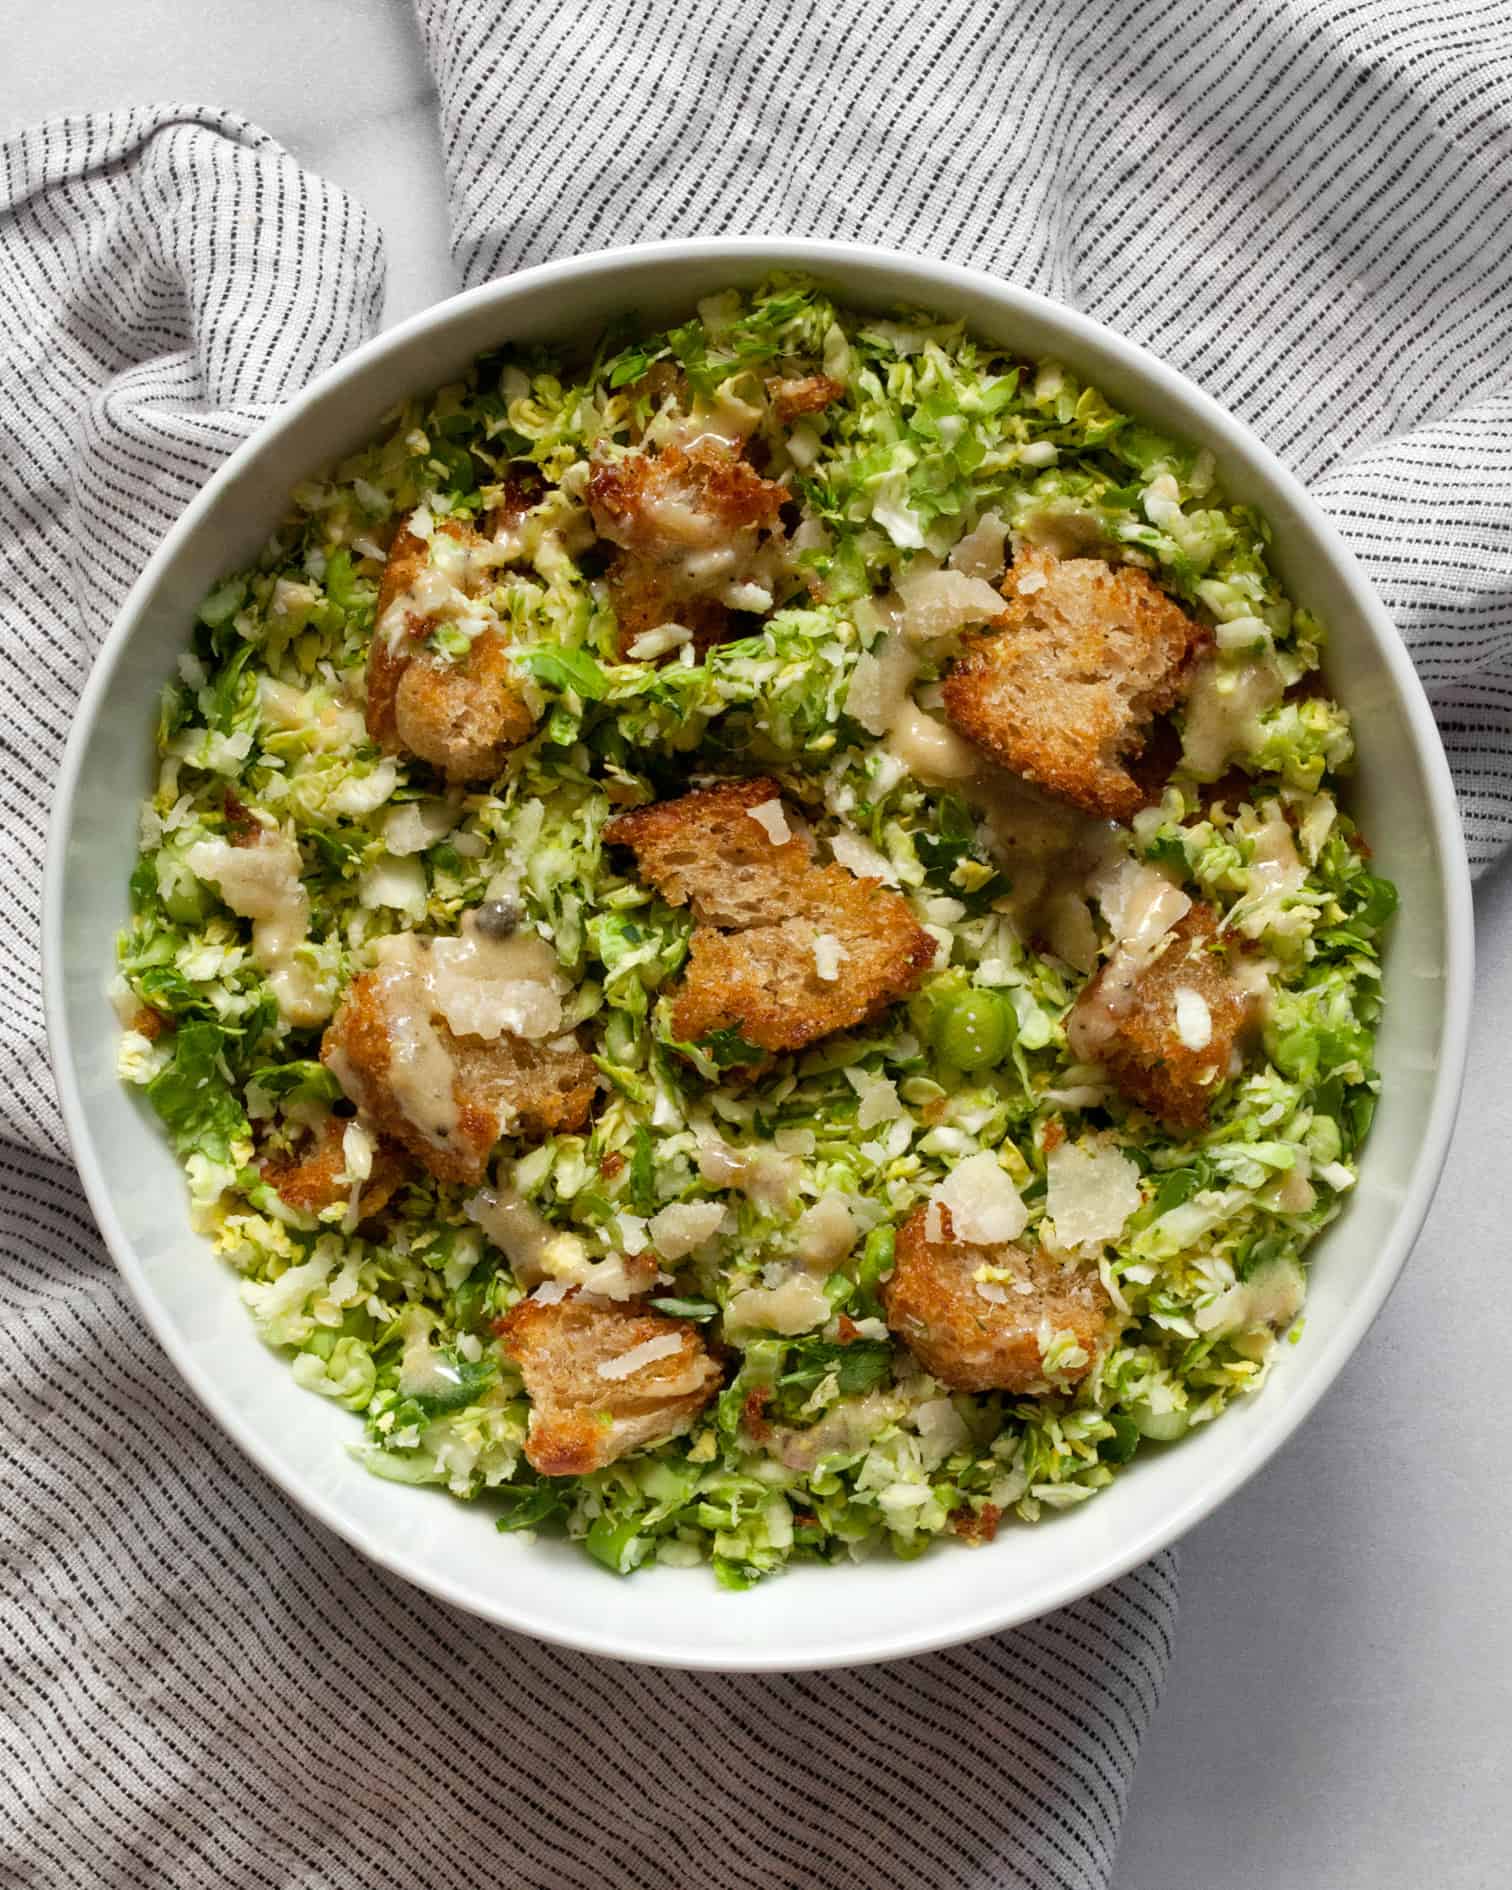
1045;1139;1142;1253
1174;986;1213;1051
596;1332;687;1381
647;1201;726;1260
930;1151;1027;1245
745;798;792;845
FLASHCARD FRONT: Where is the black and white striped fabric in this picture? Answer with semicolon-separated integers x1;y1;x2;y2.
419;0;1512;875
3;0;1509;1879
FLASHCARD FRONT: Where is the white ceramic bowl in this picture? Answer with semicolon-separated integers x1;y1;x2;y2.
45;239;1472;1671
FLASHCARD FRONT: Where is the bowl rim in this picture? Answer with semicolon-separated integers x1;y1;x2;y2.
43;236;1475;1669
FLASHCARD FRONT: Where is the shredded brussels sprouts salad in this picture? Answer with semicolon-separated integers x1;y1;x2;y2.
116;278;1395;1586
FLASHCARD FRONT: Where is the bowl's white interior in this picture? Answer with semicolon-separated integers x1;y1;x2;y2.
47;242;1470;1669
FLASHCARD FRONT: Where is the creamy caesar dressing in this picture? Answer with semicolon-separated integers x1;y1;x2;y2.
257;676;367;752
397;1307;470;1399
1181;654;1284;778
723;1270;832;1337
1228;803;1309;940
696;1133;802;1212
185;835;330;1027
465;1185;586;1285
359;915;566;1151
367;951;463;1150
649;376;765;452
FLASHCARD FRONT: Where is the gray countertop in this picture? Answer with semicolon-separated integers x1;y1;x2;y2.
6;6;1508;1881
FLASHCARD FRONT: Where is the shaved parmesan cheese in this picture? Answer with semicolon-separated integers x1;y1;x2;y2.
843;651;887;734
627;623;692;662
384;799;455;856
812;932;845;981
647;1201;726;1260
913;1396;969;1467
696;1136;801;1212
746;798;792;845
1173;986;1212;1050
596;1332;687;1381
947;512;1008;584
359;853;429;920
931;1151;1027;1245
724;1272;832;1338
341;1120;374;1184
1091;856;1191;948
794;1195;856;1269
829;829;899;886
844;1065;902;1129
1046;1139;1142;1253
897;568;1007;642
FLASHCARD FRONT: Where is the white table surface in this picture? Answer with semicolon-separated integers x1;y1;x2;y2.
7;5;1510;1884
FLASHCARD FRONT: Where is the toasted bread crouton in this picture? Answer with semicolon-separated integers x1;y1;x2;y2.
366;513;534;783
497;1290;721;1475
605;778;935;1054
322;968;596;1185
671;872;937;1053
261;1116;410;1222
603;776;813;927
1067;904;1250;1131
586;439;785;660
883;1203;1114;1393
598;559;733;660
942;548;1209;820
767;373;844;426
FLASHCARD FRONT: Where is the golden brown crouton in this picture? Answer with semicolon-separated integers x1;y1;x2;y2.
1066;904;1250;1131
604;778;935;1055
941;547;1209;820
366;514;535;783
322;968;596;1185
670;875;937;1054
261;1115;410;1222
767;374;845;426
586;439;786;660
883;1203;1114;1393
603;775;814;928
496;1290;721;1475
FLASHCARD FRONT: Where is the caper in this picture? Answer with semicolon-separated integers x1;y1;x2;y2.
473;897;522;939
931;987;1012;1071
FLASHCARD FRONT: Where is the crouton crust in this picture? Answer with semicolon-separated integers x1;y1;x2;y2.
366;513;535;783
942;547;1209;820
883;1204;1115;1393
586;439;785;661
605;778;935;1054
321;969;596;1185
600;559;733;660
767;374;845;425
497;1291;721;1476
261;1115;409;1222
671;873;937;1053
603;776;813;928
1068;903;1250;1131
587;438;784;554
